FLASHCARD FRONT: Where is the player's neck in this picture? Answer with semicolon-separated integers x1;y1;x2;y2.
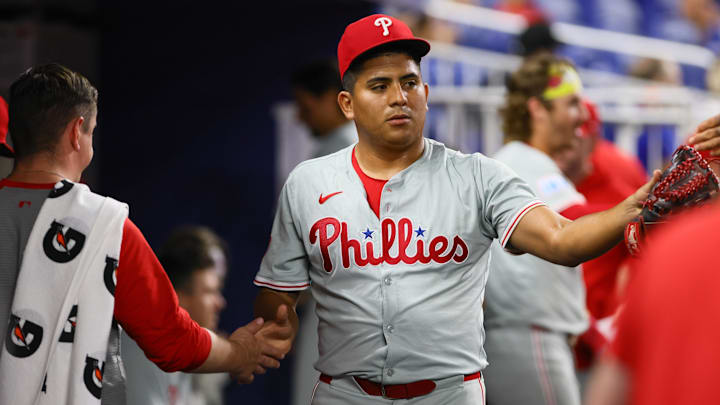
528;129;553;156
7;155;78;183
354;138;424;180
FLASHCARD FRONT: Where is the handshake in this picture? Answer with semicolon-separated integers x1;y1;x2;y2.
195;304;296;384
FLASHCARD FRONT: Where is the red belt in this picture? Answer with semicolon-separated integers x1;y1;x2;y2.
319;372;482;400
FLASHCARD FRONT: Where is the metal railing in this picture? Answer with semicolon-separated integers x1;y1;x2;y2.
423;0;716;69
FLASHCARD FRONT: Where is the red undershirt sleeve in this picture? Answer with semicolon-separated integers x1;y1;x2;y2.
114;219;211;372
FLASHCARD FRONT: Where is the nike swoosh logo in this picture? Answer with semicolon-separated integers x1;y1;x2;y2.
319;191;343;204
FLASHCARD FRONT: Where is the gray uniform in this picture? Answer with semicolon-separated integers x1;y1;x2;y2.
0;183;49;344
484;141;589;405
121;333;193;405
294;120;356;405
255;138;544;404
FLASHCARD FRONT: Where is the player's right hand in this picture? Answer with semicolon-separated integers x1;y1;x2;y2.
689;113;720;155
227;317;284;384
255;304;296;359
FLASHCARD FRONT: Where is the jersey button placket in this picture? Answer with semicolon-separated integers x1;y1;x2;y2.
381;270;394;341
383;182;393;217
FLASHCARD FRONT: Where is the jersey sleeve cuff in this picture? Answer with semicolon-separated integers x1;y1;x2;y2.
253;275;311;291
500;200;546;249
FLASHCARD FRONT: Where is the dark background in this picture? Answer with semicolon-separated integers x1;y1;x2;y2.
94;1;375;403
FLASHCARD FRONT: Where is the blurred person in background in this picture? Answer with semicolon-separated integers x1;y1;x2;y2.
483;53;590;405
403;13;458;44
559;100;646;318
495;0;546;25
518;21;560;58
659;0;720;51
289;59;357;405
552;100;647;394
584;200;720;405
581;112;720;405
122;226;230;405
291;60;357;159
628;58;682;85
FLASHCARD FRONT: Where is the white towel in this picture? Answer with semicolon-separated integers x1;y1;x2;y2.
0;180;128;405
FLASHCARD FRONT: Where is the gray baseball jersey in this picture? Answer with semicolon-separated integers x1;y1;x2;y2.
485;141;588;335
254;138;544;384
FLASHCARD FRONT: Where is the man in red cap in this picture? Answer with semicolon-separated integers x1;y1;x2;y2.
252;14;660;404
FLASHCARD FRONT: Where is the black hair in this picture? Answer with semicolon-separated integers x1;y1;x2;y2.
158;226;229;294
342;41;424;93
291;59;342;97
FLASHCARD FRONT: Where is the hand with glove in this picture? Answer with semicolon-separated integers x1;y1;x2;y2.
625;145;720;256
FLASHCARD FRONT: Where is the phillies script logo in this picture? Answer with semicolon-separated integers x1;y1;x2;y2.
43;220;86;263
104;256;118;296
83;355;104;399
5;314;43;358
309;217;469;272
59;305;78;343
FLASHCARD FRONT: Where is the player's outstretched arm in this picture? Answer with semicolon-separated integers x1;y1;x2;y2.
509;171;661;267
253;288;300;363
190;318;286;384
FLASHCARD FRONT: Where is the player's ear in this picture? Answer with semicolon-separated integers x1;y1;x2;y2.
67;116;85;151
527;97;548;121
338;90;354;120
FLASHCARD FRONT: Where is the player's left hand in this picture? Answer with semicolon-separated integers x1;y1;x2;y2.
253;304;295;374
688;114;720;156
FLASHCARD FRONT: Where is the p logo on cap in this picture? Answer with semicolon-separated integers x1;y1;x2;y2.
374;17;393;36
337;14;431;80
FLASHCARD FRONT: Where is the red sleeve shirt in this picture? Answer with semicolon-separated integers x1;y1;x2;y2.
114;219;211;372
575;139;649;318
576;139;647;204
612;204;720;405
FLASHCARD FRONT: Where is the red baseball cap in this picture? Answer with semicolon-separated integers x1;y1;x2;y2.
0;96;12;158
337;14;430;80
